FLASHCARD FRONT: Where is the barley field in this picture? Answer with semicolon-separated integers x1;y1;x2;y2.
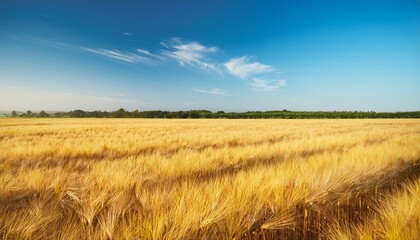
0;118;419;240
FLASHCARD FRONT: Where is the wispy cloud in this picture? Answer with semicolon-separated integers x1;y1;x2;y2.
11;36;78;52
136;48;164;60
114;92;126;97
82;48;156;64
137;48;152;56
224;56;273;78
122;32;132;36
9;35;287;91
251;78;286;91
10;35;157;65
184;101;198;105
161;38;220;72
192;88;227;95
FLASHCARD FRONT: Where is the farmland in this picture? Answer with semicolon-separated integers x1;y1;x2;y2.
0;118;419;239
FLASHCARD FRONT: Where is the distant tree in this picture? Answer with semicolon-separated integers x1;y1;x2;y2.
38;111;49;118
111;108;127;118
132;109;140;118
11;109;420;119
188;110;200;118
69;109;86;118
53;112;65;118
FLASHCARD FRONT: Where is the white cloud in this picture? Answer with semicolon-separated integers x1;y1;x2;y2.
10;36;157;65
12;36;78;52
251;78;286;91
161;38;220;72
279;79;286;87
137;48;153;56
192;88;227;95
114;92;126;97
82;48;156;64
184;101;198;105
136;48;165;60
122;32;132;36
10;35;287;91
224;56;273;78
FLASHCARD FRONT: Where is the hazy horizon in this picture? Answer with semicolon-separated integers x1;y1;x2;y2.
1;0;419;112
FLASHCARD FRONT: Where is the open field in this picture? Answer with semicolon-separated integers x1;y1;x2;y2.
1;119;419;239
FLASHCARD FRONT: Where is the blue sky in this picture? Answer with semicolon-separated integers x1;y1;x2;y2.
0;0;419;112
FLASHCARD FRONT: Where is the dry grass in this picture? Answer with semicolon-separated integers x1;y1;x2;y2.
0;118;419;239
328;178;420;240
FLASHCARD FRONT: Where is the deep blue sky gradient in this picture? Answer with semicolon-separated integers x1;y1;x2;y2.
1;0;419;111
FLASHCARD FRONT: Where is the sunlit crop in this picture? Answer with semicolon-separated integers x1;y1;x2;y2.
1;119;419;239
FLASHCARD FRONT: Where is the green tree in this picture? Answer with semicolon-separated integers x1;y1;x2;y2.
188;110;200;118
111;108;127;118
11;111;18;117
69;109;86;118
38;111;49;118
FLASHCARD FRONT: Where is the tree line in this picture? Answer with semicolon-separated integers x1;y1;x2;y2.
10;109;420;119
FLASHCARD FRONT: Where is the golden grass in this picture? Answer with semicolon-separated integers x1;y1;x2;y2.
0;118;419;239
328;178;420;240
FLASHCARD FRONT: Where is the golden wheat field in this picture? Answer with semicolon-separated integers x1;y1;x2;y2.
0;118;419;240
